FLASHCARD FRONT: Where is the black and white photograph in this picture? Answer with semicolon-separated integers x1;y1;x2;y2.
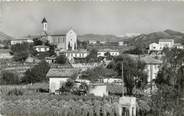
0;0;184;116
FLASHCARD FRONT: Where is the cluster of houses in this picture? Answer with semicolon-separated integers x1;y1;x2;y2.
1;17;182;97
149;39;184;53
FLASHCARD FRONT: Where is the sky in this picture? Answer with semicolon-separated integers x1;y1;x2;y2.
0;1;184;37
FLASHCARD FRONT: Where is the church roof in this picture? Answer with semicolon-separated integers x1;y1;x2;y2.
42;17;47;23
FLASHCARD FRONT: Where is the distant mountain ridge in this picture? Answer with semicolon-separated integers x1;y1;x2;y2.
127;29;184;47
0;31;14;41
78;34;128;42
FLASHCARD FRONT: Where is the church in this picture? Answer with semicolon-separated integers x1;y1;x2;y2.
41;17;78;51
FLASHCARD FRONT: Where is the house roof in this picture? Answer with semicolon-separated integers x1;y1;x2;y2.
141;56;162;64
42;17;47;23
159;39;174;42
34;45;50;48
64;49;88;53
46;68;79;77
107;84;127;94
128;54;162;64
98;49;119;52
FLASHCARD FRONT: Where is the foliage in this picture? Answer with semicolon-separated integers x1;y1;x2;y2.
55;54;67;64
22;60;50;83
58;79;75;93
104;52;113;60
124;47;146;55
33;38;43;46
107;55;147;95
0;71;20;85
77;40;88;49
86;49;98;62
1;94;119;116
81;66;117;82
7;88;24;96
152;48;184;116
10;42;33;62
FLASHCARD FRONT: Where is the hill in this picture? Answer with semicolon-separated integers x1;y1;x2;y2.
127;29;184;47
0;31;14;41
78;34;128;42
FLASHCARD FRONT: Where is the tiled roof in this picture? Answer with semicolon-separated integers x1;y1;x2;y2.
34;45;49;48
107;84;126;94
128;54;162;64
98;49;119;52
46;68;79;77
141;56;162;64
159;39;174;42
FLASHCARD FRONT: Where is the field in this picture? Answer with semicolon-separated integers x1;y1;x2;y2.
0;84;120;116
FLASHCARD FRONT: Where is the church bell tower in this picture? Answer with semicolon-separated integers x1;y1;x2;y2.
42;17;48;33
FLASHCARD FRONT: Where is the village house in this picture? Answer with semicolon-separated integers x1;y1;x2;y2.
89;40;97;44
159;39;174;49
45;56;56;64
0;49;13;59
63;49;89;61
141;56;162;83
71;63;101;71
97;49;120;57
118;41;124;46
149;43;161;51
149;39;184;53
34;45;50;52
10;38;33;45
47;68;79;93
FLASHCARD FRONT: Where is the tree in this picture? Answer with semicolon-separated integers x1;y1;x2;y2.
104;52;112;60
152;48;184;116
59;79;75;93
86;49;98;62
10;42;33;62
107;55;147;95
81;66;117;82
55;55;67;64
33;38;43;46
22;60;50;83
0;71;20;85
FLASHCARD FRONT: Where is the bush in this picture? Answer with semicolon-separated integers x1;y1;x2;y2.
55;54;67;64
22;60;50;83
0;71;20;85
7;88;23;96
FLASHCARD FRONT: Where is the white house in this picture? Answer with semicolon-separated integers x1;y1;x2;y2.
89;84;108;97
149;43;161;51
64;49;89;60
97;49;120;57
141;56;162;83
174;43;184;49
47;68;79;93
158;39;174;49
103;78;122;84
89;40;97;44
118;41;124;46
34;45;50;52
11;38;33;45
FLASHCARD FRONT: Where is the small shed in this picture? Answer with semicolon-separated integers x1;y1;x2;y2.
46;68;79;93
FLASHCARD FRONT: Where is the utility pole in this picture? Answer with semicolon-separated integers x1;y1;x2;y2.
122;62;124;96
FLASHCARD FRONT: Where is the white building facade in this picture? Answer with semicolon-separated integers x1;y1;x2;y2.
97;49;120;57
159;39;174;49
